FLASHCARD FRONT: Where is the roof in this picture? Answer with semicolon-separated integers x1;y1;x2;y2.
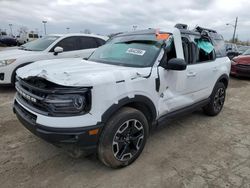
47;33;108;40
115;28;169;38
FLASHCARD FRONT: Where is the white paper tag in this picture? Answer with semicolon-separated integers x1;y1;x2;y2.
126;48;146;56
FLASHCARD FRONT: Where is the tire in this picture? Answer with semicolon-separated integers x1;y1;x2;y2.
98;107;149;168
203;82;226;116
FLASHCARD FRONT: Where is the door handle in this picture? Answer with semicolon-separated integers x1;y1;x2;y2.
187;72;197;77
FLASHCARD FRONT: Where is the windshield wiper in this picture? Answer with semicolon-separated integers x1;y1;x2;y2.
18;46;32;51
23;48;33;51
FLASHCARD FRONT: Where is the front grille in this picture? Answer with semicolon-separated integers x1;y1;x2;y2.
16;81;49;115
237;64;250;69
15;100;37;123
15;77;91;117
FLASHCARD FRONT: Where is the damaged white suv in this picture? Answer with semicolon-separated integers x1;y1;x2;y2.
14;24;230;168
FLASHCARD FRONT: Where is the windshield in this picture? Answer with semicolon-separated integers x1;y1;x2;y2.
243;49;250;55
88;34;164;67
20;36;60;51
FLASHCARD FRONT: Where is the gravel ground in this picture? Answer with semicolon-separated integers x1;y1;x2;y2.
0;75;250;187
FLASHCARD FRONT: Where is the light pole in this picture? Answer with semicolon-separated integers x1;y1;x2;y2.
66;27;70;33
226;17;238;43
42;20;47;35
9;24;13;36
132;25;137;31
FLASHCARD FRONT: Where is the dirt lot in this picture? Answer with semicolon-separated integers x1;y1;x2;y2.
0;77;250;187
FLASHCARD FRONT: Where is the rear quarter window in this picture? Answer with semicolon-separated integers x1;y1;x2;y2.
209;33;226;58
213;39;226;58
95;38;106;47
79;37;98;49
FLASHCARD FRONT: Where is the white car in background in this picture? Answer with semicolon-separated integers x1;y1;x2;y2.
0;33;108;85
16;32;40;45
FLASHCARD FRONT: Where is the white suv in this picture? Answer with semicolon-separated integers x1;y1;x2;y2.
14;24;230;168
0;33;108;85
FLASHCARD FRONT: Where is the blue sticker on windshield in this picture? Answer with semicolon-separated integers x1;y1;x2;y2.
126;48;146;56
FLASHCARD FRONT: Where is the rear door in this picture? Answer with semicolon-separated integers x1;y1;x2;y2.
183;34;216;102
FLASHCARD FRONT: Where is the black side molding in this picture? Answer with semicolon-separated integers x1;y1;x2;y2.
157;98;210;126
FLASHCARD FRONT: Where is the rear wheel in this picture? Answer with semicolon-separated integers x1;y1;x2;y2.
98;107;149;168
203;82;226;116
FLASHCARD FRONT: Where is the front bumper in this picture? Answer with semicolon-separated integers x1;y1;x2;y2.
0;66;12;85
13;100;104;151
231;64;250;77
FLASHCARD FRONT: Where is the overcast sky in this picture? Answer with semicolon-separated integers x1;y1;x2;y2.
0;0;250;41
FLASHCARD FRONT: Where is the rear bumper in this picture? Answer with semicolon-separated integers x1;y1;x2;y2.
13;100;104;151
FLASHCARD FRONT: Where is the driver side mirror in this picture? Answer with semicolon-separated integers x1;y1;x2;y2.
161;58;187;71
54;46;63;55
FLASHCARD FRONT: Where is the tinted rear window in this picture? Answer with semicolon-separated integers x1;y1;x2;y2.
79;37;98;49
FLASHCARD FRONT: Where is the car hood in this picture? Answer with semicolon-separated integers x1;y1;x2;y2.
0;49;38;60
234;55;250;65
16;58;151;87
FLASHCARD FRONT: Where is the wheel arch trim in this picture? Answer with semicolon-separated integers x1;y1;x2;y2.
101;95;157;124
216;74;229;88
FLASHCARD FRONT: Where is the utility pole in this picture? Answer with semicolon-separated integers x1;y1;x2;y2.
232;17;238;43
9;24;13;36
132;25;137;31
66;27;70;33
42;20;47;35
226;17;238;43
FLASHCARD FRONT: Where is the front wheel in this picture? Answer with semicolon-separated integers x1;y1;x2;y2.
98;107;149;168
203;82;226;116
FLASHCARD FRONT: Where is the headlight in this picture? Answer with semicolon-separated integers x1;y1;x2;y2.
0;59;16;67
73;96;86;110
44;93;90;116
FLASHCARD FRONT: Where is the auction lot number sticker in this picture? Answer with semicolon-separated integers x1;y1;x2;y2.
126;48;146;56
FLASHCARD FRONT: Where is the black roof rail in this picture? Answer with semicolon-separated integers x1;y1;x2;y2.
195;26;217;33
175;23;188;30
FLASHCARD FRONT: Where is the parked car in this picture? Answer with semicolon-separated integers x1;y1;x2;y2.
0;35;17;46
231;48;250;77
13;24;230;168
225;43;240;60
17;32;40;45
238;46;250;55
0;33;108;85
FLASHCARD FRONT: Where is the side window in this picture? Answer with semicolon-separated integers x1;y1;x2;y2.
160;37;177;65
195;38;215;62
79;37;98;50
182;37;198;64
182;37;191;64
166;39;177;61
54;37;79;52
182;35;215;64
95;38;106;47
